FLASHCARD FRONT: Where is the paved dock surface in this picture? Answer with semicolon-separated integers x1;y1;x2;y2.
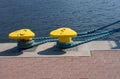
0;50;120;79
0;41;120;57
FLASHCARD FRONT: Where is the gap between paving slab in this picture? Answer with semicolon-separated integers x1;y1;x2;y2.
0;41;120;57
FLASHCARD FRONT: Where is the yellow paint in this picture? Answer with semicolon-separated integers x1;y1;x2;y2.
9;29;35;41
50;27;77;43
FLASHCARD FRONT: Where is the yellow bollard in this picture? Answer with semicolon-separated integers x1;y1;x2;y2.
50;27;77;43
9;29;35;49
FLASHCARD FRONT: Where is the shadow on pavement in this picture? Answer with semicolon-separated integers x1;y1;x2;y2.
38;46;66;55
0;47;23;56
111;40;120;49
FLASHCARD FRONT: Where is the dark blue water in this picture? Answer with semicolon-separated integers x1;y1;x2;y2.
1;0;120;42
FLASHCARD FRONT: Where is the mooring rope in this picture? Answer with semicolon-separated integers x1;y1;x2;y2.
77;20;120;35
28;27;120;49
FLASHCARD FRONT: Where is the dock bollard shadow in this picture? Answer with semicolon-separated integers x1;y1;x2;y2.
0;47;23;56
38;46;66;55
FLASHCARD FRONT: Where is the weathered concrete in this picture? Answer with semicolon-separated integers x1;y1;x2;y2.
0;41;120;57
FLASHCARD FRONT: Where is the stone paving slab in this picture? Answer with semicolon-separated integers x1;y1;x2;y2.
0;41;120;57
0;42;90;57
0;50;120;79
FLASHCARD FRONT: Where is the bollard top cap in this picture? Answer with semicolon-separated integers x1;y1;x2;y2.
50;27;77;38
9;29;35;39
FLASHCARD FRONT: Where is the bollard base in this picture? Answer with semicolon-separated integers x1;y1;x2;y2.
17;40;35;49
56;41;74;49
